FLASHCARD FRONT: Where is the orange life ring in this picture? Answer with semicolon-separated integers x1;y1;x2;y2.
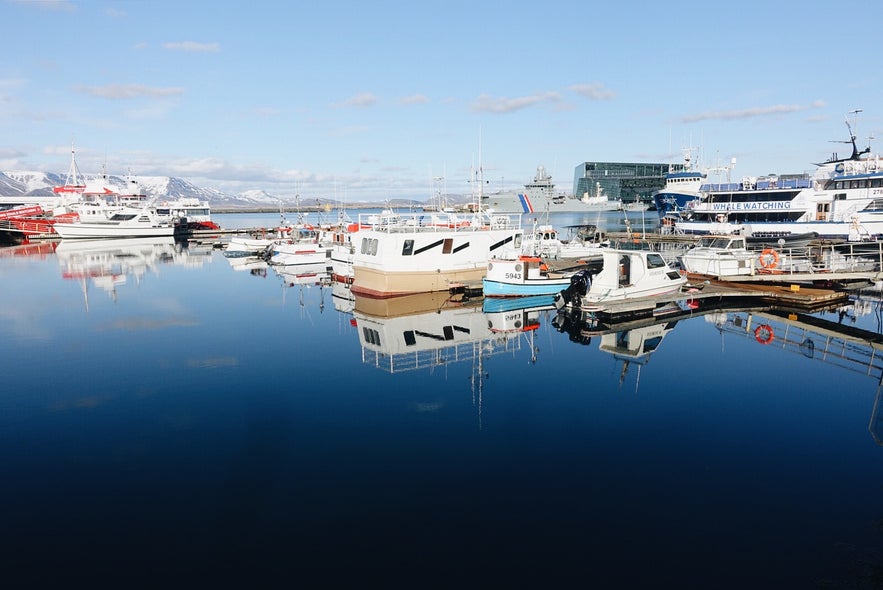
759;248;779;269
754;324;774;345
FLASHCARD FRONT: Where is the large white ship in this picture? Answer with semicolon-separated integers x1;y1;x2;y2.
480;165;623;214
672;111;883;241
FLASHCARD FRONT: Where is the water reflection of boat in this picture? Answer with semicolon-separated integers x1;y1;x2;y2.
705;306;883;377
55;236;193;307
273;262;332;287
483;295;555;331
225;254;269;276
332;280;356;315
353;292;518;373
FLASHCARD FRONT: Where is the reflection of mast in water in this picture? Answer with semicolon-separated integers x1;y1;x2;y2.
869;380;883;446
273;263;331;320
470;341;487;430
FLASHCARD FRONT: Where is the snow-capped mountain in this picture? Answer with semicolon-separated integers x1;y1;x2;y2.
0;169;443;209
0;170;290;208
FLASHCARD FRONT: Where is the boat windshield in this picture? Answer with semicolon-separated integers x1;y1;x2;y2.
108;213;137;222
699;237;741;249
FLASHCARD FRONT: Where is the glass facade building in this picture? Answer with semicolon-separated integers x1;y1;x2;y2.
573;161;683;206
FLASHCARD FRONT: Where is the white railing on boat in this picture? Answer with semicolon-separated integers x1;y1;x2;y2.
356;211;521;234
713;242;883;276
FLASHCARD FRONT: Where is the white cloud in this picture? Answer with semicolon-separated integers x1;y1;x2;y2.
399;94;430;105
73;84;184;100
162;41;221;53
569;83;616;100
681;103;819;123
470;92;561;114
331;93;379;108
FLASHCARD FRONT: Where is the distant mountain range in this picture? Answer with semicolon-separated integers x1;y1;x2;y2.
0;170;453;210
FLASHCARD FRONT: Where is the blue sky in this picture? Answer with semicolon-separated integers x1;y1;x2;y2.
2;0;881;202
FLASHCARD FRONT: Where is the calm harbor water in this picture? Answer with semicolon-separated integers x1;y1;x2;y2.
3;211;883;586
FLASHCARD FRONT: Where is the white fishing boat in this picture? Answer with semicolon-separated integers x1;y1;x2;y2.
679;235;762;277
679;233;883;278
52;204;179;239
521;222;607;260
267;225;334;267
673;111;883;241
350;209;523;298
553;246;688;312
483;255;597;297
154;196;218;231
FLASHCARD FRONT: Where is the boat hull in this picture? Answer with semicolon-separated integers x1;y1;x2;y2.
482;257;573;297
482;277;571;297
481;193;622;214
52;222;176;239
353;266;488;298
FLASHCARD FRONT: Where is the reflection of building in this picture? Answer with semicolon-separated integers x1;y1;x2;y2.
573;161;679;206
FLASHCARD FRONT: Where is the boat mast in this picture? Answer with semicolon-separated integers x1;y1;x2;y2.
64;141;83;187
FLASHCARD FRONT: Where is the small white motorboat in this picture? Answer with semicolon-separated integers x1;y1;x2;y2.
554;246;687;312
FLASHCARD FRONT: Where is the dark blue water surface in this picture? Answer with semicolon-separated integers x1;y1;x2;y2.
3;211;883;587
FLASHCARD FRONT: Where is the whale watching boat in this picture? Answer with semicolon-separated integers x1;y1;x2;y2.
668;111;883;241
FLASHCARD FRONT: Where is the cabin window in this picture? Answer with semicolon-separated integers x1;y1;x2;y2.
403;331;416;346
363;327;381;346
618;255;630;287
442;238;453;254
360;237;378;256
402;240;414;256
646;253;666;269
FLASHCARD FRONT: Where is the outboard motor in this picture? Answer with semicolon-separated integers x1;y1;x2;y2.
258;243;275;262
553;269;592;310
551;310;592;345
